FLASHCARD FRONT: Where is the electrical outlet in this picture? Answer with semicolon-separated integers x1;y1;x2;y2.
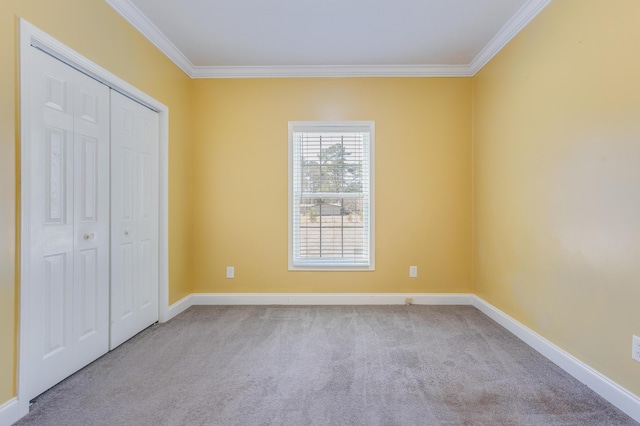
409;266;418;278
226;266;234;279
633;335;640;363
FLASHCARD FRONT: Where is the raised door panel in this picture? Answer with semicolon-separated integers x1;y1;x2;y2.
77;248;98;341
120;242;135;319
42;253;71;359
139;239;153;308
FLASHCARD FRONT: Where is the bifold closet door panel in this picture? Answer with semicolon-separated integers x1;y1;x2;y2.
110;90;160;350
25;47;110;400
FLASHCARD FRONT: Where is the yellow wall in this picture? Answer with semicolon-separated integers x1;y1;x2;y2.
0;0;193;404
473;0;640;396
190;78;472;294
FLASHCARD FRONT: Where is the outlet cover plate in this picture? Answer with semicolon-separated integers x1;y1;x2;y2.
409;266;418;278
633;335;640;363
226;266;234;279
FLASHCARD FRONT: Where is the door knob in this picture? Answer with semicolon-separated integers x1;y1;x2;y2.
83;233;95;240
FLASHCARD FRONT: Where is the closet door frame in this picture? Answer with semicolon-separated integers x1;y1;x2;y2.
18;19;169;417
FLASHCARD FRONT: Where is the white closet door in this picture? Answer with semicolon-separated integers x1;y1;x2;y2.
26;48;110;400
110;90;159;349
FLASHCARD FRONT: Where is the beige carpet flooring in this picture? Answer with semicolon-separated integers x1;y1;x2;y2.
14;305;638;425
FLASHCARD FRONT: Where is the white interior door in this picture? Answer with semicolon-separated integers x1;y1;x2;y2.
25;47;110;400
110;90;159;349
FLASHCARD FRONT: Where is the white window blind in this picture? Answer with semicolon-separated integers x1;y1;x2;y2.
289;121;374;270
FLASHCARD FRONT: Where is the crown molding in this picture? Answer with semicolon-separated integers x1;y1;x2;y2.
190;64;473;79
105;0;552;79
469;0;552;74
104;0;194;77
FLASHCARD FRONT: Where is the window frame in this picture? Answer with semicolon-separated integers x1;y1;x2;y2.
288;121;375;271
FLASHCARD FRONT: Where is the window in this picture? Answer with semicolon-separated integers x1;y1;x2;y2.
289;121;375;270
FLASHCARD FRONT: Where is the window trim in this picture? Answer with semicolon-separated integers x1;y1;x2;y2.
288;121;375;271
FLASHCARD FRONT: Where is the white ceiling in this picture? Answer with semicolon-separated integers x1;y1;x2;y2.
105;0;551;78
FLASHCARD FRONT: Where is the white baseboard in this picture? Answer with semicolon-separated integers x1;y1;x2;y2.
471;295;640;423
0;397;19;426
170;293;472;313
166;294;194;321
